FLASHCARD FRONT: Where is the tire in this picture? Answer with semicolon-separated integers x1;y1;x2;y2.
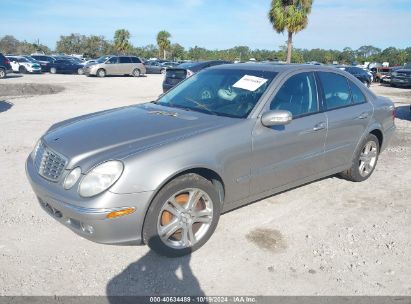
97;69;106;77
160;68;166;74
0;68;5;79
143;173;221;257
77;68;84;75
19;66;27;74
132;68;140;77
50;67;57;74
340;133;379;182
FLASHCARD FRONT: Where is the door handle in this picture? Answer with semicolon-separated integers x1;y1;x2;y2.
313;122;326;131
357;112;369;119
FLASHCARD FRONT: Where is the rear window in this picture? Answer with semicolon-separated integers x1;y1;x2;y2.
166;69;187;79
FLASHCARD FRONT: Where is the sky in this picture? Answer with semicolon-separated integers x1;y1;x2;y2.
0;0;410;51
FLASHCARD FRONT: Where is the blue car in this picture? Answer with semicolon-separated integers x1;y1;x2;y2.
49;59;84;75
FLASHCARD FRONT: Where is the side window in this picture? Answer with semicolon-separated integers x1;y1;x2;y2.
349;81;366;104
131;57;141;63
107;57;118;64
119;56;131;64
270;72;319;117
318;72;351;110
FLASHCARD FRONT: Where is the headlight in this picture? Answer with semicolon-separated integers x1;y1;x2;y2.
79;161;124;197
63;167;81;190
31;140;41;160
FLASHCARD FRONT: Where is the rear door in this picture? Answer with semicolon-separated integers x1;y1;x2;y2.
318;71;373;170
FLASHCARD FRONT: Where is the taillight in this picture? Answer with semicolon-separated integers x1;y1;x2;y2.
5;59;10;65
392;108;396;121
186;69;194;78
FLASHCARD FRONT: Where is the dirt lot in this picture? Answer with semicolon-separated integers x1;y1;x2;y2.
0;73;410;296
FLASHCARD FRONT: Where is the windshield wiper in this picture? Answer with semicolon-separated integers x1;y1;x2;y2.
183;97;218;115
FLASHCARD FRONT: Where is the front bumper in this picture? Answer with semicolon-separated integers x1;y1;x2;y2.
26;155;154;245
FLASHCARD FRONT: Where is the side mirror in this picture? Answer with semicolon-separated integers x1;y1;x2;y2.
261;110;292;127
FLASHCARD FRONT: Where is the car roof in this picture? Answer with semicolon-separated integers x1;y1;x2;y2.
210;63;347;74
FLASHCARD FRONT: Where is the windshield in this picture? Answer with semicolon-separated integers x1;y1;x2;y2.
24;57;36;63
18;57;29;63
156;68;277;118
96;56;110;63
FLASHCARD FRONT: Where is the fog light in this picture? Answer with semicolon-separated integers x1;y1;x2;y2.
106;207;135;219
80;223;94;234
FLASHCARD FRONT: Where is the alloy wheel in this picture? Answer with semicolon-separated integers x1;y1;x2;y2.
157;188;213;249
358;141;378;177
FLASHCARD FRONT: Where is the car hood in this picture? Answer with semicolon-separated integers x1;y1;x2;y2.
43;103;234;170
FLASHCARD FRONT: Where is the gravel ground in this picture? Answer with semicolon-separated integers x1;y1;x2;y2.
0;74;410;296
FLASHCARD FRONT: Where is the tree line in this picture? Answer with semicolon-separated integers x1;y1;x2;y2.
1;31;410;66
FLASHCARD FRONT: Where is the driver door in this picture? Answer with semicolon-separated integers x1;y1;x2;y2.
251;72;327;195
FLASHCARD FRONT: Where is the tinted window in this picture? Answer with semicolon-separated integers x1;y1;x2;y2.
107;57;118;64
349;81;366;104
270;72;318;117
131;57;141;63
119;56;131;63
318;72;351;110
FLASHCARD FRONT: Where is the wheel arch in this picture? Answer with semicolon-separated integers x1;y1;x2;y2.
140;166;226;245
369;128;383;149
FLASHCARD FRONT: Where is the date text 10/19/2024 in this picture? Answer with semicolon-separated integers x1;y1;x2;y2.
149;296;257;303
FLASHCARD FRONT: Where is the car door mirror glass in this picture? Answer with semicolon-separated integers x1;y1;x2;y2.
261;110;292;127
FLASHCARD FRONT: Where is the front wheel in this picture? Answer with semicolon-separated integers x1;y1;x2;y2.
77;68;84;75
97;69;106;77
340;133;379;182
19;66;27;74
143;173;221;257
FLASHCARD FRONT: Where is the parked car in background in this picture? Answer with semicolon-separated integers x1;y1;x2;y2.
30;55;56;72
163;60;231;92
49;59;84;74
84;55;146;77
337;66;372;87
390;69;411;88
25;64;395;256
6;56;42;74
145;61;179;74
370;67;391;83
0;53;12;78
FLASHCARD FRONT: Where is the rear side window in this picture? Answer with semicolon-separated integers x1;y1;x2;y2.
119;56;131;63
318;72;351;110
131;57;141;63
270;72;319;117
349;81;366;104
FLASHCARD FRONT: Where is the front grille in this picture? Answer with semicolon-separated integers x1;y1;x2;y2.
34;141;68;182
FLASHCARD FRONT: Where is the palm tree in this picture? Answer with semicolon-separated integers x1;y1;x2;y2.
114;29;131;54
156;31;171;60
268;0;313;63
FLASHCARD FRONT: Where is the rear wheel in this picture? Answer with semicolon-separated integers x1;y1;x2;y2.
50;67;57;74
0;68;5;79
143;173;221;257
77;68;84;75
97;69;106;77
340;133;379;182
160;68;166;74
132;68;140;77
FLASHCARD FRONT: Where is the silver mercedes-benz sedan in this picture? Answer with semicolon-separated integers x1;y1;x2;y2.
26;64;395;256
